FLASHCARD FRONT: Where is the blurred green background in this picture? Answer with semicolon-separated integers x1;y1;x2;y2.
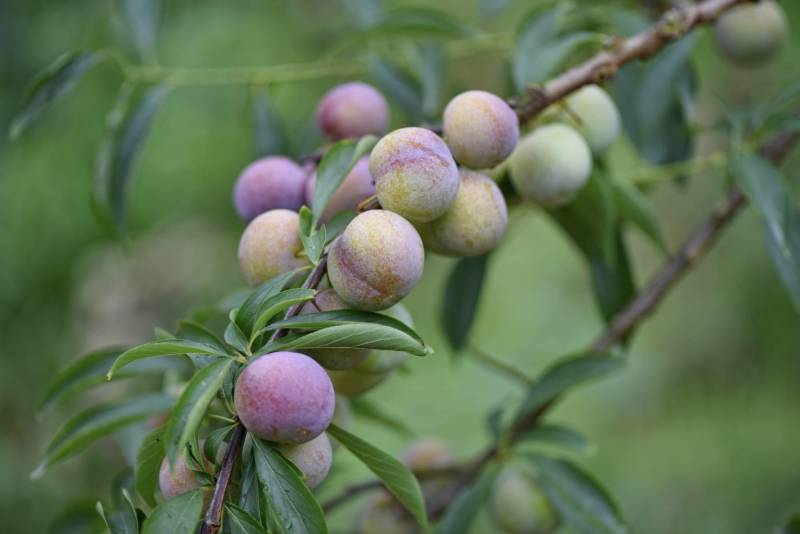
2;0;799;532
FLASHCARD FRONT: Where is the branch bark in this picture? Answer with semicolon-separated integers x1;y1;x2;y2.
510;0;750;124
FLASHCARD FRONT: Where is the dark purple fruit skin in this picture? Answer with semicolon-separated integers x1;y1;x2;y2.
233;156;306;221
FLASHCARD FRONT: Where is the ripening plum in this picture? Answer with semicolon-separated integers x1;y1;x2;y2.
234;351;335;443
401;438;452;471
238;209;309;286
714;1;787;67
278;432;333;489
354;492;418;534
233;157;307;221
509;124;592;207
301;288;371;370
417;169;507;257
328;210;424;311
316;82;390;140
489;467;559;534
370;127;460;223
305;157;375;223
158;448;206;499
443;90;519;169
557;85;621;155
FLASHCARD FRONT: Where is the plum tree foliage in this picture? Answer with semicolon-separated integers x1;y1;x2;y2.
16;0;800;533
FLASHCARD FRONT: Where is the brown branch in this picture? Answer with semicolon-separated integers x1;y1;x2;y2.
200;259;330;533
510;0;751;124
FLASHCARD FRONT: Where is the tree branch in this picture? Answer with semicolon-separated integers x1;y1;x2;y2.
510;0;750;124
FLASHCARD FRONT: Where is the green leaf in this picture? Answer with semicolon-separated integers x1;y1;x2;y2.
117;0;160;61
731;152;791;253
323;210;357;245
141;489;205;534
437;462;501;534
327;424;429;531
225;503;269;534
513;3;572;91
225;316;250;354
299;206;327;265
359;6;468;41
611;182;667;254
164;358;235;467
135;426;165;508
519;32;600;87
515;354;622;424
351;398;415;437
481;0;514;18
96;497;138;534
251;437;328;534
248;288;317;347
94;83;170;233
251;90;288;158
370;56;424;123
518;423;594;454
781;514;800;534
262;311;430;356
32;394;173;479
312;136;378;226
204;424;236;466
528;455;627;534
235;269;310;338
239;438;262;519
48;500;107;534
108;339;228;379
341;0;385;28
764;206;800;310
549;172;636;322
441;255;489;352
9;51;101;140
176;321;228;353
408;44;444;119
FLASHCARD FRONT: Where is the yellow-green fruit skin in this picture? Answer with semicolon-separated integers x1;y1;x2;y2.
443;90;520;169
489;467;559;534
301;289;371;370
560;85;621;155
417;169;508;257
509;124;592;207
370;127;460;223
278;432;333;489
328;210;424;311
714;1;787;67
238;209;308;286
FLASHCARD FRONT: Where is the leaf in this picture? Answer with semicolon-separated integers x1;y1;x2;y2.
251;437;328;534
370;56;424;123
513;3;571;91
341;0;385;28
359;6;468;41
312;136;378;226
135;426;165;508
327;424;428;530
164;358;235;467
262;311;430;356
225;317;250;354
351;398;414;437
248;288;317;347
94;83;170;233
518;423;594;454
48;500;107;534
117;0;160;61
611;182;667;254
225;503;269;534
235;269;310;338
481;0;514;18
517;32;600;87
107;339;229;379
239;438;262;519
528;455;627;534
323;210;357;245
9;51;101;140
441;255;489;352
204;424;236;466
408;44;444;119
251;90;288;158
40;347;123;412
32;394;173;479
299;207;327;265
764;206;800;310
141;489;205;534
96;498;138;534
731;152;791;253
437;462;501;534
515;354;622;424
175;321;228;353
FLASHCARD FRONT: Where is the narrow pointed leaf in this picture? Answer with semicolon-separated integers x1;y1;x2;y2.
263;323;430;356
10;51;101;139
252;90;288;157
518;423;594;454
235;269;310;337
108;339;229;379
176;321;228;353
141;489;205;534
225;503;269;534
513;4;571;90
32;394;173;479
118;0;160;60
327;424;428;530
135;426;166;507
442;255;488;352
438;462;501;534
251;437;328;534
164;358;235;467
249;288;317;344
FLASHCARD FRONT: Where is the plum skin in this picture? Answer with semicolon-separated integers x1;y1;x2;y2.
233;156;307;221
558;85;621;155
489;466;559;534
278;432;333;489
370;127;460;223
316;82;389;140
714;1;787;67
443;90;520;169
234;351;335;444
327;210;424;311
158;448;205;499
238;209;309;287
304;157;375;223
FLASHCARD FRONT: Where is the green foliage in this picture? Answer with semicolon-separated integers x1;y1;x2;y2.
327;424;429;531
107;339;229;379
518;423;594;455
441;255;489;352
141;489;205;534
437;462;501;534
225;503;269;534
135;427;166;508
116;0;160;61
234;269;311;339
251;90;288;158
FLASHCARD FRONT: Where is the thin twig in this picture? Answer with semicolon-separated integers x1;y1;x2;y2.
468;345;534;387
